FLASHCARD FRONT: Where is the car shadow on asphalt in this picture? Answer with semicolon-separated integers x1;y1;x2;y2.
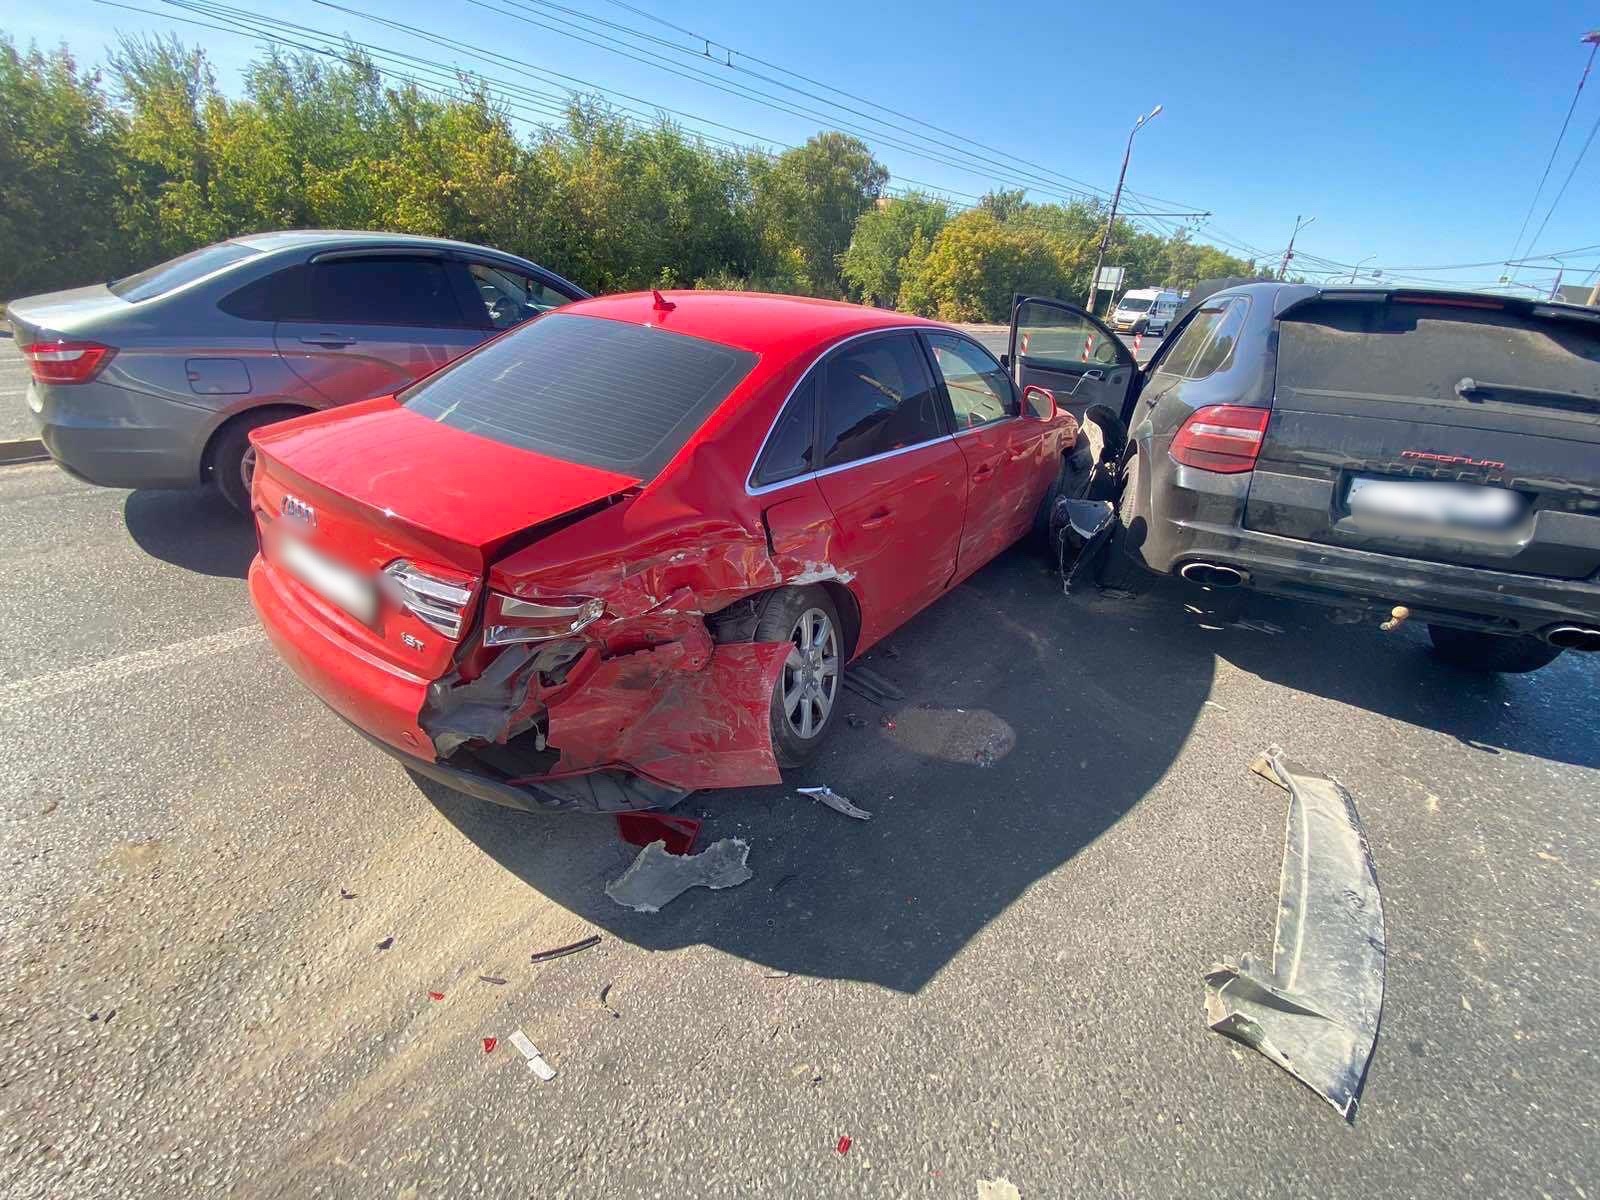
418;545;1217;994
123;486;257;578
416;542;1597;991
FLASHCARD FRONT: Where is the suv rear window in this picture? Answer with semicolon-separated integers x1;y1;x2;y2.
402;313;757;479
110;242;261;302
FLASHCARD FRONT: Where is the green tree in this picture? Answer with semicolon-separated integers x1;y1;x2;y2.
0;37;127;298
901;210;1069;322
841;191;950;306
751;132;887;297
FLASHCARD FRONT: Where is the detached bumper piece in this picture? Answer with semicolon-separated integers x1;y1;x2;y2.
1204;746;1387;1120
1049;497;1117;592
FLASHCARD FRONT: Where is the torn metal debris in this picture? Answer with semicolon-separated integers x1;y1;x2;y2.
797;785;872;820
605;837;753;912
1049;496;1117;593
1205;746;1386;1120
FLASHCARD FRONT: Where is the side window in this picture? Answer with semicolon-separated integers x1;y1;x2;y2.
294;257;468;327
819;334;946;470
466;262;573;330
1153;303;1227;379
925;332;1016;430
1186;298;1248;379
217;265;305;322
752;375;816;487
1016;299;1120;368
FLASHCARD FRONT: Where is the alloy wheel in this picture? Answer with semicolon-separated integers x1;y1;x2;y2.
782;607;839;739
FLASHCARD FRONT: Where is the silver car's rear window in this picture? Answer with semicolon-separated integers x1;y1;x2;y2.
109;242;261;302
401;313;758;479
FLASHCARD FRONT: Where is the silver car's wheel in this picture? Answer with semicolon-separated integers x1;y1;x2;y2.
240;444;257;495
781;607;839;739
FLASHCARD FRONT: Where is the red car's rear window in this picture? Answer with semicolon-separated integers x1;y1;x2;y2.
401;313;757;480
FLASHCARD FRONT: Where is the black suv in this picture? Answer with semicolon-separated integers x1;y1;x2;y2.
1006;284;1600;673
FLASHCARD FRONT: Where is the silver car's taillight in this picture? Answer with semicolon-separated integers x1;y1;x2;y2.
382;560;475;637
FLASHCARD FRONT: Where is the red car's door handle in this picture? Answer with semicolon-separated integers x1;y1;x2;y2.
859;507;893;529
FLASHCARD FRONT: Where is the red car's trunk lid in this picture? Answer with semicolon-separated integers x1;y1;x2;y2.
251;398;639;676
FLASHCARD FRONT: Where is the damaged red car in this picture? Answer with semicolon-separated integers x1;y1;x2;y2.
247;291;1080;812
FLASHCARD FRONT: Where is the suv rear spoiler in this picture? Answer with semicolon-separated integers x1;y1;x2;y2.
1275;285;1600;328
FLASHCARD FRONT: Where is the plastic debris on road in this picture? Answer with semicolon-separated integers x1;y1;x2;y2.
1049;496;1117;593
1205;746;1386;1120
508;1029;557;1080
977;1178;1022;1200
835;1135;852;1155
478;975;508;986
428;991;445;1001
375;936;394;951
615;810;702;856
605;837;753;913
482;1037;497;1054
797;786;872;820
529;934;601;963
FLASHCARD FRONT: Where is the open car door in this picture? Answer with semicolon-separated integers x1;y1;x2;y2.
1007;295;1139;428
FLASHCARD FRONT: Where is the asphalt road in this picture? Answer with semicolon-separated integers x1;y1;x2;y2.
2;458;1596;1199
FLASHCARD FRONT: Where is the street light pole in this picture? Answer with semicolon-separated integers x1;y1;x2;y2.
1348;253;1377;284
1087;104;1162;313
1277;215;1316;280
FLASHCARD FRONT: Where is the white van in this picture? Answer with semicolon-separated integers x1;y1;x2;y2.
1109;287;1182;336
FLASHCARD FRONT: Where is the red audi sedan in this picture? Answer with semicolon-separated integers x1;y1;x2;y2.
247;291;1083;813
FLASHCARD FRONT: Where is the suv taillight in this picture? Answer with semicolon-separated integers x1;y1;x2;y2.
383;560;476;637
483;593;604;646
21;340;115;384
1169;405;1270;474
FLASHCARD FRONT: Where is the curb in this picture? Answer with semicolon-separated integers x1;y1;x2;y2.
0;438;49;467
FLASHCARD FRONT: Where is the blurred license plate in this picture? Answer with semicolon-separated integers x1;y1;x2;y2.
278;535;377;622
1348;477;1521;529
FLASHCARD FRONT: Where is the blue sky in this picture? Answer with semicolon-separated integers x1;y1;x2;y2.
9;0;1600;295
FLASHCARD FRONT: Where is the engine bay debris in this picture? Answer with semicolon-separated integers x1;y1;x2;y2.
605;837;753;912
1204;746;1386;1120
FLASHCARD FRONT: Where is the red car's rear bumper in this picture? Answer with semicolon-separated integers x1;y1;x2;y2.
249;554;435;761
250;553;791;810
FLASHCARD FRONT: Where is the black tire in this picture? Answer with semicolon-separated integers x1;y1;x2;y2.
1096;450;1149;591
752;586;844;768
1427;625;1563;673
210;407;304;515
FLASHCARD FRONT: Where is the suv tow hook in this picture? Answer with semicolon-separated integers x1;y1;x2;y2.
1379;605;1411;632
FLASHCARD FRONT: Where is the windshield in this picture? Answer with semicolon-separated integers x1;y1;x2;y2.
401;313;758;479
1118;297;1153;312
109;241;261;302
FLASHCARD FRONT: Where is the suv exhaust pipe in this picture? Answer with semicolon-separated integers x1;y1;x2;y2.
1179;562;1248;588
1545;625;1600;652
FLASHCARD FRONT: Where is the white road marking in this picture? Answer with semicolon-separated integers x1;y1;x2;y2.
0;625;266;709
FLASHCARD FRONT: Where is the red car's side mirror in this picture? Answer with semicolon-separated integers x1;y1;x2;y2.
1022;384;1056;422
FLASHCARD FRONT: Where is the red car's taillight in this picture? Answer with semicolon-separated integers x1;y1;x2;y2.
382;560;477;638
483;592;605;646
21;340;115;384
1169;405;1270;474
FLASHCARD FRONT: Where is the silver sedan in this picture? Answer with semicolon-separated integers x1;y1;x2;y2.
6;230;587;511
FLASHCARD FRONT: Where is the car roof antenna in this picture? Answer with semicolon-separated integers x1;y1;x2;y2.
652;289;676;312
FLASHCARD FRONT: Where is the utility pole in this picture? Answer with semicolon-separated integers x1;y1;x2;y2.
1278;215;1315;280
1348;253;1377;284
1087;104;1162;314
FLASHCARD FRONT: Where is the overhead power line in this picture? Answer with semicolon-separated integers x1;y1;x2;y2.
1505;31;1600;276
